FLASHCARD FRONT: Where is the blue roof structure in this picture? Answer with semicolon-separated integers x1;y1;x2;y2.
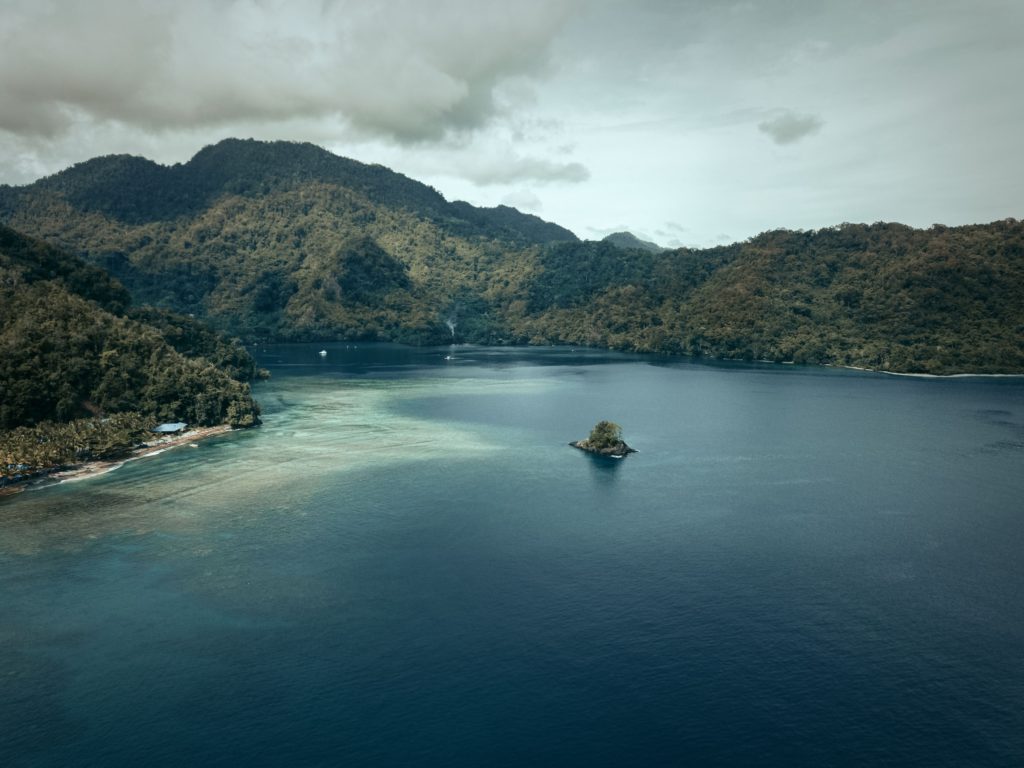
152;422;188;433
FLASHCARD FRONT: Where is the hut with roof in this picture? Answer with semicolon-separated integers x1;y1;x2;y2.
151;422;188;435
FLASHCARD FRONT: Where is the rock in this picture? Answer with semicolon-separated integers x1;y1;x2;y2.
569;439;637;458
571;420;637;457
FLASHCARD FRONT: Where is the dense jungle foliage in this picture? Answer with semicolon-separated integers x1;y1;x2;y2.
0;140;574;343
516;221;1024;373
2;139;1022;375
0;412;151;478
1;225;261;477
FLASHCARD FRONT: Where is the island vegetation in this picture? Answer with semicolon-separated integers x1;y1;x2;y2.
571;420;636;457
1;224;263;484
1;138;1022;375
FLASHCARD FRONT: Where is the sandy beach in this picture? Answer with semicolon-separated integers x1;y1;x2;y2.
1;424;234;497
830;364;1024;379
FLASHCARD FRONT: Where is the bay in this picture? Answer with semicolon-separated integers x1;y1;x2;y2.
2;344;1023;766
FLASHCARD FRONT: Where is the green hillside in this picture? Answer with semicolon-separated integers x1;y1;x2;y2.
1;224;262;475
0;139;575;343
602;231;667;254
2;140;1022;374
514;222;1024;373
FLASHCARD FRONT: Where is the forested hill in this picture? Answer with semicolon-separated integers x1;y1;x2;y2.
515;221;1024;374
0;138;578;243
1;139;1022;374
0;138;576;342
602;231;666;254
0;224;261;433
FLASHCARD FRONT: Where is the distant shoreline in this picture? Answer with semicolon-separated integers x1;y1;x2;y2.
0;424;234;498
833;364;1024;379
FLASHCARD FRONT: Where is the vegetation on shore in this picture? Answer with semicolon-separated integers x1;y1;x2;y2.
572;420;636;456
1;225;262;481
2;139;1022;375
516;221;1024;373
0;413;150;481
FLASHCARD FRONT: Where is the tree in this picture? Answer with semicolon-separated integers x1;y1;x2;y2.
586;420;623;450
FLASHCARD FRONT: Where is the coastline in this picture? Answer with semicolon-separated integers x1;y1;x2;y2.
876;370;1024;379
832;364;1024;379
0;424;234;498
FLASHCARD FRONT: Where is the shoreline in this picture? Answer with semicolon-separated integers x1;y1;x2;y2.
1;424;234;498
832;364;1024;379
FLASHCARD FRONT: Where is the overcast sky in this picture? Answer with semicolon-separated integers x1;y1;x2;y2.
1;0;1021;246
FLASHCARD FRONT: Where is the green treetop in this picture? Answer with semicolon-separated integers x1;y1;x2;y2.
586;420;623;450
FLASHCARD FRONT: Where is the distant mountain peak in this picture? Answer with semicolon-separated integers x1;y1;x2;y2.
601;231;666;253
7;137;577;245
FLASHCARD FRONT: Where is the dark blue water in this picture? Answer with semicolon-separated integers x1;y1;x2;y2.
3;344;1023;766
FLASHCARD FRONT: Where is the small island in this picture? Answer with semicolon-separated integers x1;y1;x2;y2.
570;420;637;458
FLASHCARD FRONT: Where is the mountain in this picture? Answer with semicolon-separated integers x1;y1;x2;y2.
2;139;580;244
0;224;261;432
516;221;1024;373
0;138;576;343
602;231;666;253
2;139;1022;374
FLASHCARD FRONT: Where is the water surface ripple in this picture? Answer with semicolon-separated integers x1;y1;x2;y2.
2;344;1023;766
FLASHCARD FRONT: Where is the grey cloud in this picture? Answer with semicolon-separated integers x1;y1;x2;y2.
654;223;690;248
757;111;823;145
585;224;651;240
457;153;589;186
500;190;543;212
657;222;689;235
0;0;578;144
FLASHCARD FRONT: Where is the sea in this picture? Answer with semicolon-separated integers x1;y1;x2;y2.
2;344;1023;767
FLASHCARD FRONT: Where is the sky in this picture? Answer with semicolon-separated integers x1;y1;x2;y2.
0;0;1021;247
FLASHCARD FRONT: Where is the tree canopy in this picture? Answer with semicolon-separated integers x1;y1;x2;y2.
3;140;1022;374
586;421;623;450
1;225;262;477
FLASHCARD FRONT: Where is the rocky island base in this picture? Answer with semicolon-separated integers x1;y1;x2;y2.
570;420;637;458
569;439;637;458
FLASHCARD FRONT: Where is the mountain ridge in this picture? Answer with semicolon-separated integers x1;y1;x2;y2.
0;223;261;431
1;138;579;245
1;139;1022;374
602;231;666;253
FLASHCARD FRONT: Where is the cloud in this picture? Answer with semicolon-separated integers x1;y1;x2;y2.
657;222;689;235
757;111;824;145
0;0;579;144
585;224;654;240
459;154;589;186
500;190;543;212
3;0;1021;249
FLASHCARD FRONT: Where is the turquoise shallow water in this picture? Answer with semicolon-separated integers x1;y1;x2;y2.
2;344;1024;766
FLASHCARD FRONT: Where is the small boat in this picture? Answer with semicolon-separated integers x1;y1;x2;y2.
319;349;327;357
